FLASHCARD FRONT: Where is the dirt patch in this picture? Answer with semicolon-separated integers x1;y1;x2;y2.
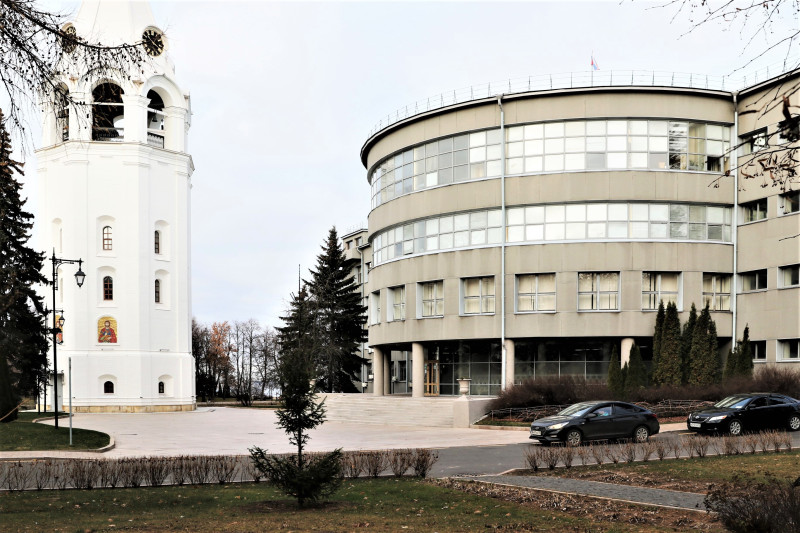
434;478;721;531
528;468;711;494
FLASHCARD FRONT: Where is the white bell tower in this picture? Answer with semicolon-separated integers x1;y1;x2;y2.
37;0;195;412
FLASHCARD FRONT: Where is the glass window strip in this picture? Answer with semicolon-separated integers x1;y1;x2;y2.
369;119;732;209
372;203;732;266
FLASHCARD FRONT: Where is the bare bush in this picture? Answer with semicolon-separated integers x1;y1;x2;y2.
171;457;188;486
99;459;122;489
757;431;772;454
33;461;53;491
243;459;263;483
144;457;170;487
780;432;793;452
640;441;656;462
576;445;592;466
362;451;387;478
705;475;800;533
210;456;238;485
52;462;68;490
489;375;609;410
387;449;413;477
541;446;560;470
654;440;668;461
410;449;439;478
68;460;99;490
606;444;621;464
340;451;364;479
691;435;712;458
620;441;638;463
187;455;211;485
559;445;575;469
2;461;32;491
744;434;760;454
722;435;743;456
589;444;605;465
669;438;683;459
120;458;146;488
524;446;541;471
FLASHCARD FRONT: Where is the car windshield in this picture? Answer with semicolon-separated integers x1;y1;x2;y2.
714;396;751;409
557;402;597;418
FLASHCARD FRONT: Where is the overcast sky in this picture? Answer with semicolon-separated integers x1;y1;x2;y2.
14;0;799;330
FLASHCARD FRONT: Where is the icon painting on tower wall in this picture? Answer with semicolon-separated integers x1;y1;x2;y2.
98;317;118;343
55;314;63;344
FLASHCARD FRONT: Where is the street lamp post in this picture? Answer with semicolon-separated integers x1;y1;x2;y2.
50;251;85;430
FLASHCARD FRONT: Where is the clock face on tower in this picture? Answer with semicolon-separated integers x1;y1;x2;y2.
142;28;164;57
61;25;77;54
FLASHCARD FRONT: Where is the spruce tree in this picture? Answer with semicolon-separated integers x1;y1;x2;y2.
689;303;717;385
607;346;625;399
654;302;682;385
724;347;737;380
306;227;367;393
625;343;647;397
0;110;48;423
735;325;754;377
250;286;342;506
680;303;698;385
708;317;720;383
651;300;665;383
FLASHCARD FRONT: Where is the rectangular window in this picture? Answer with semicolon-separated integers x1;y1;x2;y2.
420;281;444;318
740;269;768;292
641;272;680;310
516;273;556;312
369;291;380;325
703;273;732;311
779;339;800;360
780;264;800;288
462;276;495;315
742;198;767;223
389;286;405;321
740;128;767;156
578;272;619;310
752;340;767;361
782;191;800;214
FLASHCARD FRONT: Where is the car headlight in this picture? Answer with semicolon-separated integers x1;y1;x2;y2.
548;422;568;430
707;415;728;423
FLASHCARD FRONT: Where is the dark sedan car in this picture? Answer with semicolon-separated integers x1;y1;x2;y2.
687;393;800;435
529;401;660;446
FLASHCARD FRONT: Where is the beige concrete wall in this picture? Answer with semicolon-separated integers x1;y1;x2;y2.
367;241;733;346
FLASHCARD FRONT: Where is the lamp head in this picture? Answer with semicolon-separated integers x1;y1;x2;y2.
74;260;85;288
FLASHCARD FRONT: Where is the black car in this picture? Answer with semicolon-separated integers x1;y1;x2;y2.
687;393;800;435
529;401;660;446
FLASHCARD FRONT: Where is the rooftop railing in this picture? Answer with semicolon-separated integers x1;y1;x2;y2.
367;59;800;139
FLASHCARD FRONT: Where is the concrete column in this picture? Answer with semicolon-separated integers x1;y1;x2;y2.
412;342;425;398
621;338;634;367
71;92;91;141
384;356;391;396
121;94;149;143
504;339;515;388
372;347;384;397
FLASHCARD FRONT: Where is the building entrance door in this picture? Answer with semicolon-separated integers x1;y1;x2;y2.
424;361;439;396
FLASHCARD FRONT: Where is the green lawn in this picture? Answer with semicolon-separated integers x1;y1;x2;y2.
0;412;110;451
0;478;704;533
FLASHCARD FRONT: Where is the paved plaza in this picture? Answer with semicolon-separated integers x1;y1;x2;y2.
6;407;526;459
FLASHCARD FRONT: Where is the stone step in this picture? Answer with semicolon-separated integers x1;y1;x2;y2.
318;394;457;427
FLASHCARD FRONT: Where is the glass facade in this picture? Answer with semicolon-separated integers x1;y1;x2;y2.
372;202;732;266
426;340;502;396
370;119;731;209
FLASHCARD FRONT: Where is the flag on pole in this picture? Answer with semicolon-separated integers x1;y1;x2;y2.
591;54;599;71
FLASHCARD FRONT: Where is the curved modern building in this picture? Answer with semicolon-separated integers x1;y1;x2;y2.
359;71;800;397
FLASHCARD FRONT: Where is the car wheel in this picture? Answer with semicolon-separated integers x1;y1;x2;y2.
633;425;650;443
728;419;743;436
564;429;583;447
789;414;800;432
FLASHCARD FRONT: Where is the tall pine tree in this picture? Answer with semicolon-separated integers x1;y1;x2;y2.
607;346;624;399
680;303;698;385
625;343;648;396
650;300;665;383
653;302;682;385
0;110;48;423
306;227;367;393
735;325;754;377
688;303;720;385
